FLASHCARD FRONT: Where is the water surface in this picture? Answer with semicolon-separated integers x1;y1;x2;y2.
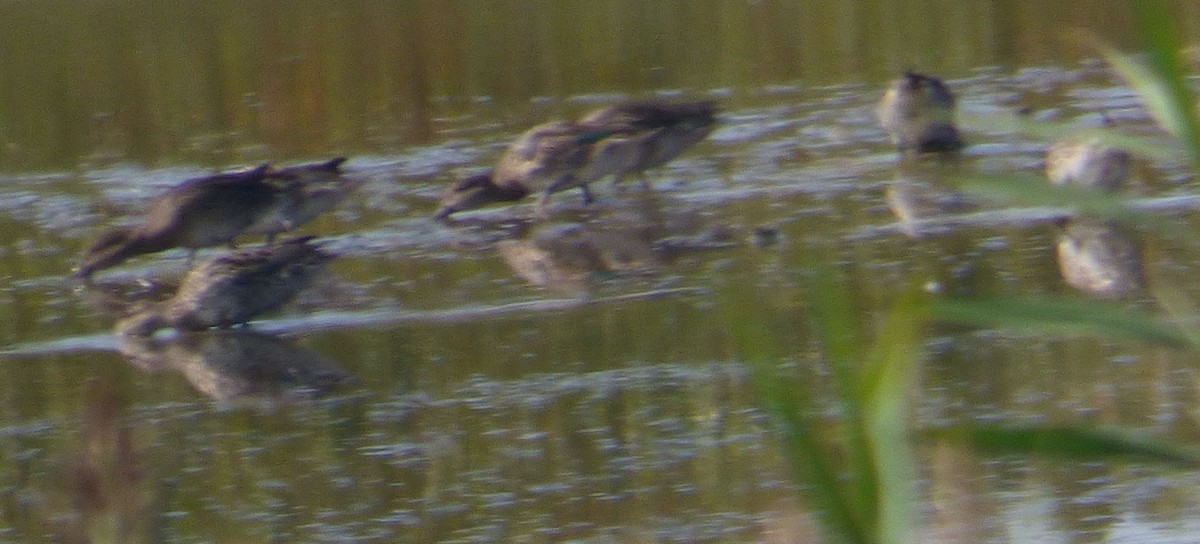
4;2;1200;543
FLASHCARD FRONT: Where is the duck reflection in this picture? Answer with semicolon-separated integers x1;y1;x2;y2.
498;199;733;290
885;173;976;239
1055;216;1143;300
118;329;352;401
499;223;653;290
115;236;333;335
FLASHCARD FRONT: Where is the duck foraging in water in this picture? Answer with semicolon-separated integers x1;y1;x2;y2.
575;100;718;188
76;164;301;279
435;121;608;219
259;157;361;241
435;100;718;219
434;170;529;220
115;236;333;336
876;71;963;155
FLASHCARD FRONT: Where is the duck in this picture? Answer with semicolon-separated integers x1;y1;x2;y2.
575;100;718;188
435;100;718;219
76;164;301;279
876;71;963;154
1045;138;1130;192
435;121;611;219
259;157;361;240
115;236;332;335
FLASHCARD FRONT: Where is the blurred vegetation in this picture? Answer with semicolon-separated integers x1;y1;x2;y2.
732;2;1200;542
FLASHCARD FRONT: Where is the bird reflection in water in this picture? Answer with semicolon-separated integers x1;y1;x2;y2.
498;198;735;291
1055;216;1144;300
115;236;332;335
885;166;976;239
88;233;351;402
118;329;352;402
498;223;650;291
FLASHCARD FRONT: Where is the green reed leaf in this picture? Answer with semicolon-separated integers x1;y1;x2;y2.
934;296;1191;349
720;266;873;544
1129;1;1200;164
956;174;1136;220
757;375;873;544
958;112;1185;163
862;287;928;544
1094;2;1200;165
929;424;1200;466
801;257;879;532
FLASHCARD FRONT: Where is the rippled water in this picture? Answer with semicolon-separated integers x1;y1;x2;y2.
2;65;1199;543
5;3;1200;543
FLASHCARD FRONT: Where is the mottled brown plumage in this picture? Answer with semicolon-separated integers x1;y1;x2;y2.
77;164;299;278
575;100;718;187
436;121;598;218
258;157;360;240
435;101;718;218
1045;139;1130;191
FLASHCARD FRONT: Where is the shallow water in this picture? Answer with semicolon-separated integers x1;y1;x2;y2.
5;2;1200;543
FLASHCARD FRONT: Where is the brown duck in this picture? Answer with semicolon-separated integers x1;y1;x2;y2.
1045;139;1130;192
435;121;601;219
575;100;718;188
435;100;717;218
77;164;300;278
876;72;963;154
260;157;360;241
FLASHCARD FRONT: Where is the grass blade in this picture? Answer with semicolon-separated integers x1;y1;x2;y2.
933;296;1191;349
757;374;872;544
862;287;929;544
955;174;1135;219
1091;2;1200;165
958;112;1186;163
718;271;872;544
929;424;1200;466
1128;1;1200;165
802;259;878;532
